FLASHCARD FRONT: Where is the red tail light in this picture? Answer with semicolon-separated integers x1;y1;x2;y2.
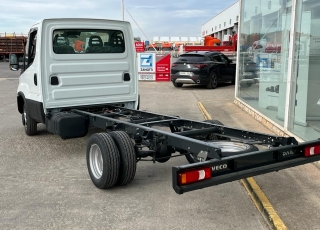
305;145;320;157
194;64;208;68
172;64;178;67
178;167;212;185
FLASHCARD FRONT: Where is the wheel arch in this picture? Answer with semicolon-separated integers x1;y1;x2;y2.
209;65;220;78
17;92;26;114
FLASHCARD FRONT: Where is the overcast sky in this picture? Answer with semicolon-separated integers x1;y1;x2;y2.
1;0;237;40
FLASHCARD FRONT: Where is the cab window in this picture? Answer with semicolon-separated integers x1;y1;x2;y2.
52;29;125;54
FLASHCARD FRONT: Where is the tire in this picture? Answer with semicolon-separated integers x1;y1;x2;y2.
137;94;140;110
211;141;259;157
185;119;226;164
240;81;253;88
185;141;259;164
207;71;218;89
173;82;183;88
109;131;137;186
23;105;37;136
86;133;120;189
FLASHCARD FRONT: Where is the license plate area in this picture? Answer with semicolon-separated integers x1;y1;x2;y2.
179;72;193;76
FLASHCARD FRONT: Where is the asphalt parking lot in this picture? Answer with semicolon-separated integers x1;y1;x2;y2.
0;62;269;230
3;61;320;230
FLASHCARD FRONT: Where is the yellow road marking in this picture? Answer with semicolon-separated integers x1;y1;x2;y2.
197;101;287;230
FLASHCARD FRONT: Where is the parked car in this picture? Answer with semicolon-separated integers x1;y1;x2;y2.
239;53;260;87
170;51;236;89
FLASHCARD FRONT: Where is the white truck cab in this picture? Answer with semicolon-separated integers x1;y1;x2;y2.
9;18;139;138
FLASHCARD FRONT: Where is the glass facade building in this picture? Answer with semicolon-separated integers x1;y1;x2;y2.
237;0;320;141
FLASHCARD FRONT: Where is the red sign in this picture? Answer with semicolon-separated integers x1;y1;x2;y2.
134;42;145;52
155;54;171;81
156;73;170;81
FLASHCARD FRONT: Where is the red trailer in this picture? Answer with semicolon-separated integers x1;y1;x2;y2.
184;34;237;54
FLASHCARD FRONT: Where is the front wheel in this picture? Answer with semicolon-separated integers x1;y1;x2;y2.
23;105;37;136
173;82;183;88
207;71;218;89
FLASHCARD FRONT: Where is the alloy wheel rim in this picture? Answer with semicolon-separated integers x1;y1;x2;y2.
89;144;103;179
209;141;250;152
212;74;218;88
191;141;251;162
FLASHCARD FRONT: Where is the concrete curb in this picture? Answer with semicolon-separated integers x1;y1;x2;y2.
197;102;287;230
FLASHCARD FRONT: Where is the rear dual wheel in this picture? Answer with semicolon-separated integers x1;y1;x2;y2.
87;131;137;189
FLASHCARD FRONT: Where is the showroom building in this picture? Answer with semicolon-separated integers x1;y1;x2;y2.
203;0;320;142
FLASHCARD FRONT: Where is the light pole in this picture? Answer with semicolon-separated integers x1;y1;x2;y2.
121;0;124;20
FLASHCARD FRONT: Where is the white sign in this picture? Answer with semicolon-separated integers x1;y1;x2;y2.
138;74;156;81
310;36;320;56
137;53;156;73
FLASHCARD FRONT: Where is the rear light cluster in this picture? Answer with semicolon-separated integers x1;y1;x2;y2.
194;64;208;69
305;144;320;157
172;64;178;67
178;167;212;185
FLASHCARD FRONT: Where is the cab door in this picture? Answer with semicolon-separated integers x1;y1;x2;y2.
18;28;44;122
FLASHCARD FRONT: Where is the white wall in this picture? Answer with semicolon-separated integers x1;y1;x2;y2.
201;1;239;37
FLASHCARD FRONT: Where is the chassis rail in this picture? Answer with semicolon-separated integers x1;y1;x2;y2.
72;106;296;160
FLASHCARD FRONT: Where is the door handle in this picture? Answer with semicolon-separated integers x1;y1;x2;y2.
34;73;37;86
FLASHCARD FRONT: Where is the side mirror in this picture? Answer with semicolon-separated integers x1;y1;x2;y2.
228;59;233;63
9;54;19;71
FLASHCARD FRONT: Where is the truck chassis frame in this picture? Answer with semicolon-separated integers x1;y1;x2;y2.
71;105;320;194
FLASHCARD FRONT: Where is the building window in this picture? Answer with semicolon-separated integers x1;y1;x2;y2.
219;24;221;29
215;26;217;30
236;0;320;142
230;19;232;25
224;22;226;27
312;5;320;19
236;15;239;21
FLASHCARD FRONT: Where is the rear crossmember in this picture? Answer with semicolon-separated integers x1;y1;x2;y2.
172;140;320;194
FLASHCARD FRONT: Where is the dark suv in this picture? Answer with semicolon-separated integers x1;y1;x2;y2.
238;53;259;87
171;51;236;89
